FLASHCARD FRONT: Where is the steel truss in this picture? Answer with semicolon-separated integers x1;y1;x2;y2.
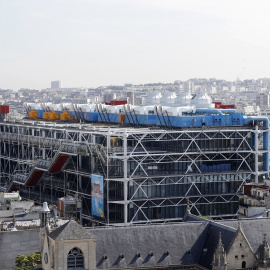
0;121;268;226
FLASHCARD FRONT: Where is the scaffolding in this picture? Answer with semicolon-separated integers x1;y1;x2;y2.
0;120;268;226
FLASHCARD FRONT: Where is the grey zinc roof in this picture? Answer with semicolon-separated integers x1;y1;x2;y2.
49;220;95;241
87;222;209;269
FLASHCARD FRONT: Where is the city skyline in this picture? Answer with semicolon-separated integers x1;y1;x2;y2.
1;0;270;89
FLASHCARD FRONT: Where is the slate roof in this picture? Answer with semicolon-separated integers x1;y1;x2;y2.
49;220;95;241
183;213;207;222
198;222;236;269
87;222;209;269
47;215;270;270
217;218;270;256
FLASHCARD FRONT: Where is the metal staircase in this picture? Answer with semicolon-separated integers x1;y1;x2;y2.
6;142;89;192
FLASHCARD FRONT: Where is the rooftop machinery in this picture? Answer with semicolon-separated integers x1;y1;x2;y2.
0;94;266;225
25;92;251;129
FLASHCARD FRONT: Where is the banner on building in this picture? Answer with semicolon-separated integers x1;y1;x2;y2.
91;174;104;218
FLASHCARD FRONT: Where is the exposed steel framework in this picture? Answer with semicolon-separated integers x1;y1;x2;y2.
0;120;268;225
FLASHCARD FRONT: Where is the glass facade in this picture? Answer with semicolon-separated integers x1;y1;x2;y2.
0;122;268;225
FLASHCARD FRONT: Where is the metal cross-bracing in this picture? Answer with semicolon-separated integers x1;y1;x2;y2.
0;119;268;226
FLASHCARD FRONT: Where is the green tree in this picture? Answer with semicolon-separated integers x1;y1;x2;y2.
199;215;212;220
15;251;41;270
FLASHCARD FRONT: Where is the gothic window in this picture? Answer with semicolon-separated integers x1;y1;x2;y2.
67;248;84;269
242;261;246;268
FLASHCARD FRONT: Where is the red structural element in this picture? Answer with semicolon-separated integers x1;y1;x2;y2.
49;154;70;173
25;170;45;187
104;100;127;105
0;105;9;113
213;102;235;109
222;105;235;109
8;183;20;192
242;184;254;196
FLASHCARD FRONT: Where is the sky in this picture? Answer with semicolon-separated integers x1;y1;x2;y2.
1;0;270;90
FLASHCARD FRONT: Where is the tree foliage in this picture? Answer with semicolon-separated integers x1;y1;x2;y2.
199;215;212;220
15;251;41;270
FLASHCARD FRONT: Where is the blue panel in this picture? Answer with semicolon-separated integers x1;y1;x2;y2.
88;112;98;121
37;110;44;118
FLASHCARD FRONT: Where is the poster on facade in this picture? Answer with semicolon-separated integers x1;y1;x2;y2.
91;174;104;218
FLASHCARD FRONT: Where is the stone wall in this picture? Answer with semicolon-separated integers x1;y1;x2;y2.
226;230;257;270
0;229;40;270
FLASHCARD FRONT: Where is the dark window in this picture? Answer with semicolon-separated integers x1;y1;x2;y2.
242;261;246;268
241;255;245;258
67;247;84;269
235;255;238;259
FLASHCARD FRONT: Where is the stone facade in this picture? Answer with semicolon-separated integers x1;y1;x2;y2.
41;220;96;270
212;233;227;270
211;222;270;270
225;225;257;269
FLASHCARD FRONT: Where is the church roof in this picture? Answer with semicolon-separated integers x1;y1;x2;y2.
49;220;95;241
198;222;236;269
183;213;206;222
87;222;209;269
47;216;270;270
217;218;270;256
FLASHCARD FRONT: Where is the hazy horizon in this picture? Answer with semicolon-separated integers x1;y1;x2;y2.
1;0;270;90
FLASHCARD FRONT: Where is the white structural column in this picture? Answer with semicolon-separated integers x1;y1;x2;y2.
106;128;111;225
79;131;82;190
32;128;35;159
1;121;264;225
254;125;259;183
123;129;128;224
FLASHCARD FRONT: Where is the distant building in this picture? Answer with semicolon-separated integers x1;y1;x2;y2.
51;80;61;89
126;91;135;105
183;81;195;94
239;184;270;218
103;92;116;103
256;93;269;108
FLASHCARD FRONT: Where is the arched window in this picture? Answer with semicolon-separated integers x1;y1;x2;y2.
67;248;84;269
242;261;246;268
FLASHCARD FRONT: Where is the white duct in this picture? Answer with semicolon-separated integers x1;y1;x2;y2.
88;104;97;112
102;105;117;113
177;105;196;115
98;104;103;112
162;106;179;116
26;103;41;110
114;105;124;114
61;103;74;111
130;106;145;115
154;105;163;114
77;104;91;112
162;105;196;116
144;106;156;115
